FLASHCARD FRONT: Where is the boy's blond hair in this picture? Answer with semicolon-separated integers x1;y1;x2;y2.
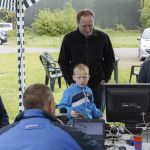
73;64;89;75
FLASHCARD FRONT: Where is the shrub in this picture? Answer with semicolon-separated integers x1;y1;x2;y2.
32;0;76;36
140;0;150;28
140;8;150;28
0;9;15;22
114;24;126;32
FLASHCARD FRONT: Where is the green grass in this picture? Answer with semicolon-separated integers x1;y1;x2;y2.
0;52;137;123
2;28;140;122
0;53;67;122
8;29;64;48
7;29;141;48
108;30;140;48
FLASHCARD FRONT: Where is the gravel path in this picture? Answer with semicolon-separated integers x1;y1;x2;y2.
0;44;142;68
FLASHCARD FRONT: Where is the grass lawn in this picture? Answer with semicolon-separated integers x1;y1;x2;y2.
0;52;136;123
1;29;139;122
108;30;140;48
0;53;69;122
7;29;141;48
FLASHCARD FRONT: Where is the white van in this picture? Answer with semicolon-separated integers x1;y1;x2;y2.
0;23;13;32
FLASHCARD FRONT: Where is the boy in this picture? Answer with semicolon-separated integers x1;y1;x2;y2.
58;64;102;120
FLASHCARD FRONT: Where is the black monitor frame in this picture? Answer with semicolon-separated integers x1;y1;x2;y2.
105;84;150;124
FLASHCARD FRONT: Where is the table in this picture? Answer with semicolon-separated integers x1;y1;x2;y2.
105;134;150;150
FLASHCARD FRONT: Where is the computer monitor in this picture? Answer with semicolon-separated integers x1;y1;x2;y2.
105;84;150;124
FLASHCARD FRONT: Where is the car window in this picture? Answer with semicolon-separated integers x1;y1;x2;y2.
0;23;13;31
143;30;150;39
0;24;11;27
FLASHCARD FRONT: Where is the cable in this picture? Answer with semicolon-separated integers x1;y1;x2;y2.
122;126;134;135
141;112;146;125
105;129;112;135
56;118;65;125
141;131;150;136
146;122;150;128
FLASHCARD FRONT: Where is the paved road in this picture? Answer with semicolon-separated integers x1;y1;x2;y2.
0;44;141;68
0;44;60;53
0;44;137;57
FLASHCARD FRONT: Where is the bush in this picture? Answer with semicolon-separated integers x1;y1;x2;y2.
32;0;76;36
140;8;150;28
114;24;126;32
140;0;150;28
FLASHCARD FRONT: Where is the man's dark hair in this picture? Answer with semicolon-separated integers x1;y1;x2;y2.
77;9;95;24
23;83;53;109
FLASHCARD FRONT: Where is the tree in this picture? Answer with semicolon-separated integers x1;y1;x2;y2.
32;0;76;36
140;0;150;27
0;9;16;29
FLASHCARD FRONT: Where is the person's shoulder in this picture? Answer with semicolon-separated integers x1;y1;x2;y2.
93;29;110;41
85;86;92;92
63;85;76;95
0;121;19;136
141;56;150;68
64;30;77;39
94;29;108;36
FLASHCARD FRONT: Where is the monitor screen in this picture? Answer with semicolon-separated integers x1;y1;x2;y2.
105;84;150;124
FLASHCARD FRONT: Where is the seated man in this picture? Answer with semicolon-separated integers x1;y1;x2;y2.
58;64;102;121
0;96;9;128
138;56;150;83
0;83;103;150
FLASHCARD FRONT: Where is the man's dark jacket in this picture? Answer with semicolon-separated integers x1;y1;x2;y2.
0;96;9;128
58;29;115;87
138;56;150;83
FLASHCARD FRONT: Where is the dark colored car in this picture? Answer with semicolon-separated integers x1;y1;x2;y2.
0;30;7;45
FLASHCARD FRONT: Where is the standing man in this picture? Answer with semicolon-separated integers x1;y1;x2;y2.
58;9;115;112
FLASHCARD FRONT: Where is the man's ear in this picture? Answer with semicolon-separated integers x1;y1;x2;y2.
48;101;55;115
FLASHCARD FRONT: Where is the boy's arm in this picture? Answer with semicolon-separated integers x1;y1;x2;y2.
57;90;74;119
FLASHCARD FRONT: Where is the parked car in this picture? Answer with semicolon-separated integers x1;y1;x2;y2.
138;28;150;61
0;30;7;45
0;23;13;32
